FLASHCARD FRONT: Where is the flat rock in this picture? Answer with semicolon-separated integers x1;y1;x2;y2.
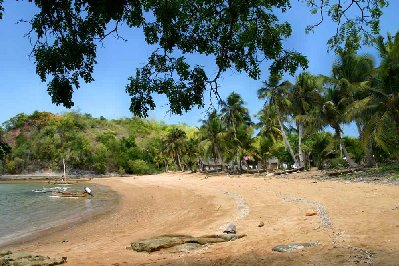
0;251;66;266
131;233;246;253
131;235;187;252
272;242;319;252
0;251;12;256
168;243;203;253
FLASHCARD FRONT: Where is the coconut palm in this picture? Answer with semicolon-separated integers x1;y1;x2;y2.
307;132;336;169
198;110;225;164
255;104;284;165
321;79;359;168
220;92;253;167
258;73;299;167
289;72;323;167
220;92;252;129
256;104;282;144
163;128;187;171
332;48;376;166
350;32;399;159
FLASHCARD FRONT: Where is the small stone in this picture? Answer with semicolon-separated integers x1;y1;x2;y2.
305;210;317;216
223;223;236;234
258;221;264;227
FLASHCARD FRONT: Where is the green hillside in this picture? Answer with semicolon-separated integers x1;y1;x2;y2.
0;111;195;175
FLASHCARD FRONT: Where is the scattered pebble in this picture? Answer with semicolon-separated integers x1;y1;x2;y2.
220;192;250;231
223;223;237;234
306;210;318;216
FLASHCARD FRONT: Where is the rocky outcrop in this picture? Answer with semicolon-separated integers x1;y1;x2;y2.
0;251;66;266
131;233;246;253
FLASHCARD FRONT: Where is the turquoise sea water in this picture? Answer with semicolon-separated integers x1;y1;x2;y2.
0;182;118;247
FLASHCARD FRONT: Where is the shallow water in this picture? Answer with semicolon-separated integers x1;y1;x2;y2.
0;182;118;246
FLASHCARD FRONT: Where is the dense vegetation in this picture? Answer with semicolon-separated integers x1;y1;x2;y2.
0;111;197;175
1;31;398;175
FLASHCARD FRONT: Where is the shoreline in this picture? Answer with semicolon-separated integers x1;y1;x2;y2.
3;172;399;265
2;167;399;186
0;175;93;183
0;181;120;249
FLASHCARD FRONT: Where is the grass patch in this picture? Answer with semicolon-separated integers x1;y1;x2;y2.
332;163;399;181
366;164;399;180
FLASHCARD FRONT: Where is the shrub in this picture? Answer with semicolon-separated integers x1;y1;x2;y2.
93;162;106;175
128;159;155;175
10;157;25;174
5;160;16;174
324;158;349;169
118;166;126;176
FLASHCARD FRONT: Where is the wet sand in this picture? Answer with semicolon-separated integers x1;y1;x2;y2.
6;171;399;265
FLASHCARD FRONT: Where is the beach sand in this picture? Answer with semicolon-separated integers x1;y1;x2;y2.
5;170;399;265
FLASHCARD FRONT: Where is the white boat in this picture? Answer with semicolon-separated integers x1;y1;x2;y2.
32;187;68;193
49;187;93;198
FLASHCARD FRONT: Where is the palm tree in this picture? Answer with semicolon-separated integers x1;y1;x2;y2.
198;110;225;164
220;92;253;167
258;73;299;167
289;72;323;168
163;128;187;171
308;132;336;169
321;79;359;168
256;104;282;144
351;32;399;159
255;104;283;165
332;49;376;166
184;136;200;171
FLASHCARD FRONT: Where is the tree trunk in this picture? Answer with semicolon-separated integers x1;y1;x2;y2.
62;157;66;178
364;141;376;167
276;113;299;168
298;123;305;168
177;153;184;171
213;143;222;165
355;120;363;136
335;126;358;168
230;114;241;169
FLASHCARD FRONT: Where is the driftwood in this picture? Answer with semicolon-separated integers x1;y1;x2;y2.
243;169;269;174
274;167;305;176
326;168;363;176
199;164;226;174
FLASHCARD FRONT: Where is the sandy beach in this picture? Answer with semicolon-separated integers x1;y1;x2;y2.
5;170;399;265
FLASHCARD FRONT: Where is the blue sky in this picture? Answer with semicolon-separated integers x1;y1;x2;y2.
0;1;398;136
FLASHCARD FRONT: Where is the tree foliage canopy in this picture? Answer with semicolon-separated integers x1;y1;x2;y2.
0;0;389;117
